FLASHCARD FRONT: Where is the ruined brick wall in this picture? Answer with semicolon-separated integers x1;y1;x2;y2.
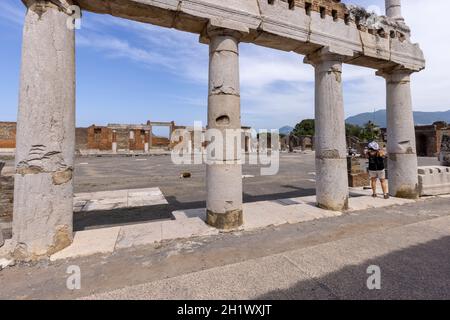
75;127;88;151
438;128;450;154
87;126;113;151
0;122;16;149
415;126;438;157
152;137;170;147
130;129;147;151
115;129;130;150
0;175;14;221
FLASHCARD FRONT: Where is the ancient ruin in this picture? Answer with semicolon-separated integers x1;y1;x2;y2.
10;0;425;258
440;135;450;167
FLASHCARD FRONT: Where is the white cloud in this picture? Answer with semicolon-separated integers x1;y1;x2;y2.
0;1;25;26
5;0;448;129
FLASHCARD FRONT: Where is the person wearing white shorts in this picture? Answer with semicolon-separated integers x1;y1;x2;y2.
369;169;386;180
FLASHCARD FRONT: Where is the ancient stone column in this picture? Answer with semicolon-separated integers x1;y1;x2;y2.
378;68;419;198
13;0;76;259
144;130;150;153
205;25;245;229
148;125;153;148
385;0;404;22
305;48;349;211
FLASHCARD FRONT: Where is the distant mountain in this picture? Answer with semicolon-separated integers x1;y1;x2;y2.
279;126;294;135
346;110;450;127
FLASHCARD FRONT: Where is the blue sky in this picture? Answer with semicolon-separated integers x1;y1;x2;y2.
1;0;449;131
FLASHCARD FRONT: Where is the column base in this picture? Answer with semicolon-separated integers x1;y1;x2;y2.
206;209;243;230
317;196;349;211
391;186;419;199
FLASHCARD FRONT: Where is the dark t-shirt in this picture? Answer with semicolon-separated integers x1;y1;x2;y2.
368;152;385;171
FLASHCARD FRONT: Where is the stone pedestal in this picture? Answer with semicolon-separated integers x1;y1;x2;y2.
347;157;369;187
13;0;75;259
205;25;244;229
378;69;419;198
306;49;349;211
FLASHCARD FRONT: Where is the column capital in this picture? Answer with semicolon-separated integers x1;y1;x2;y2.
200;18;249;44
376;67;415;82
22;0;75;14
304;47;354;66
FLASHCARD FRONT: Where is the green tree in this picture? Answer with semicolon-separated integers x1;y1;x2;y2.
293;119;315;137
361;121;380;142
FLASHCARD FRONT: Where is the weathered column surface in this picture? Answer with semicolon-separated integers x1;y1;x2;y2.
385;0;404;21
305;48;349;211
378;68;419;198
205;24;245;229
13;0;76;259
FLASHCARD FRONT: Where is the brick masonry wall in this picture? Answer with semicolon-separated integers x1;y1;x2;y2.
0;175;13;221
0;122;16;149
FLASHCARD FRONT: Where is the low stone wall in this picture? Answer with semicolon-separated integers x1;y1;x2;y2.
418;166;450;196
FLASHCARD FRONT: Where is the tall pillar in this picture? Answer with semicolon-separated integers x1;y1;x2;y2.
385;0;404;22
205;24;245;229
377;68;418;198
144;130;150;153
13;0;76;259
305;48;349;211
148;124;153;148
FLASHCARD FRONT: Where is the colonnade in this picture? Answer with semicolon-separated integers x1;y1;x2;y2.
12;0;418;258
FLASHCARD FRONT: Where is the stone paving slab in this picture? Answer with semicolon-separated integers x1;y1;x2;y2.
116;222;163;249
50;227;121;261
172;208;206;221
348;196;415;212
161;218;219;241
50;187;436;260
73;187;168;212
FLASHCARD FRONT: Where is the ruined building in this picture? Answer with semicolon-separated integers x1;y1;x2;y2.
415;122;450;157
0;121;253;154
8;0;425;258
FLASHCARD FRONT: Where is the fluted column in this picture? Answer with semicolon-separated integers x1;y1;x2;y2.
205;24;245;229
377;68;419;198
13;0;76;259
305;48;349;211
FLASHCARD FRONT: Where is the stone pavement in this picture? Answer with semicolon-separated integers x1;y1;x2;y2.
46;187;423;261
82;215;450;300
73;187;168;212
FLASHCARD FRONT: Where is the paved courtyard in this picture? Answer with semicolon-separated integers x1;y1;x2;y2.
0;153;448;299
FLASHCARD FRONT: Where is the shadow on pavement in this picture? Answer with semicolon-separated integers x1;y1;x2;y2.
256;236;450;300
